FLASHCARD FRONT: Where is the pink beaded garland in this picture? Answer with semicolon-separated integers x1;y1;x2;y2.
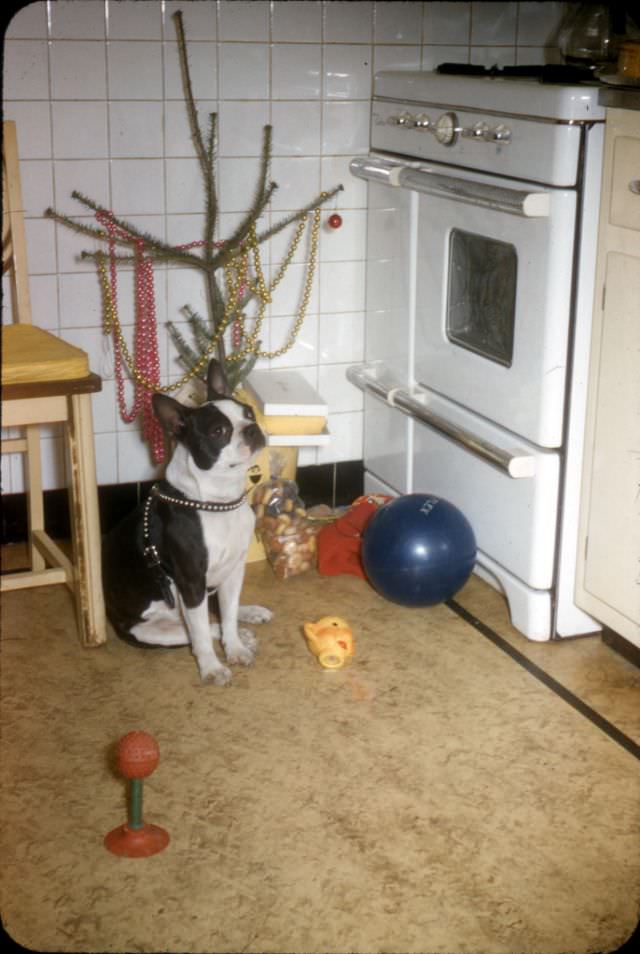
97;210;164;463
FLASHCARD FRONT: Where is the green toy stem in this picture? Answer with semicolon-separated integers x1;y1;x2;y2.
128;779;144;830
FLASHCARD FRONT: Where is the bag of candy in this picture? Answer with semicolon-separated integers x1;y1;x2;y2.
252;463;320;580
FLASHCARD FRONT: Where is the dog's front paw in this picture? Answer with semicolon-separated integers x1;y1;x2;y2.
224;636;256;668
239;604;273;625
197;655;232;686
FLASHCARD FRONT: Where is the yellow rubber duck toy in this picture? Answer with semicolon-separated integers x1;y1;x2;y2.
303;616;355;669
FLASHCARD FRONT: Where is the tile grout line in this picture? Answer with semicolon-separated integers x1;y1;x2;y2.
447;598;640;762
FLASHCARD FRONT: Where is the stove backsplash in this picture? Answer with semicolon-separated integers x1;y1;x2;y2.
2;1;568;492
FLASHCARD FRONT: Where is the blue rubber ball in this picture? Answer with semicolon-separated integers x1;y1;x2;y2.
361;494;476;607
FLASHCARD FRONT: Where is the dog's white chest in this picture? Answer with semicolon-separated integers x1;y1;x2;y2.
201;504;255;588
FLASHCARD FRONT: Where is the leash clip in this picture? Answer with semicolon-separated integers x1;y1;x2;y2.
143;544;161;568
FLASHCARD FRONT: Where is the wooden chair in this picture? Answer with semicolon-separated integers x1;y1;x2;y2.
1;120;106;646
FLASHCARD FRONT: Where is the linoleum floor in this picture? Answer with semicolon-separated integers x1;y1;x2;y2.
1;549;639;954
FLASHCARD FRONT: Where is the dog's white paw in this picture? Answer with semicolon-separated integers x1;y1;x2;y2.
239;604;273;625
224;635;256;667
197;654;232;686
239;627;258;653
201;666;232;687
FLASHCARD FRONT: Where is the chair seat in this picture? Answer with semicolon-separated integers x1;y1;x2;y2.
1;325;90;386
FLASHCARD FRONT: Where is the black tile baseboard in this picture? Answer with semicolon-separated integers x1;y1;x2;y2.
2;488;71;542
1;461;364;544
296;460;364;509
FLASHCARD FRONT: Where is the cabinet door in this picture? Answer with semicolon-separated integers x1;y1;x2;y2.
578;251;640;641
576;108;640;647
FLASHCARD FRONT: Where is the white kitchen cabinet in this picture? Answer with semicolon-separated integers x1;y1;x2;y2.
576;106;640;648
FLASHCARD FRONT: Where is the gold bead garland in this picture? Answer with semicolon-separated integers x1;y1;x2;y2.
97;197;325;395
228;205;321;363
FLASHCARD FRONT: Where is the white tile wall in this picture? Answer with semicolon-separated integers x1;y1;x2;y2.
3;0;566;492
471;1;517;46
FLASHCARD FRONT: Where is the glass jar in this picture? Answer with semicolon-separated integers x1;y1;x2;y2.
559;3;616;69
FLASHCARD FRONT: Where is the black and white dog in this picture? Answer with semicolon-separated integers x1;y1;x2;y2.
102;359;273;685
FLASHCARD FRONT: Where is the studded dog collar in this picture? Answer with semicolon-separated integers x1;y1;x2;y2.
149;482;247;513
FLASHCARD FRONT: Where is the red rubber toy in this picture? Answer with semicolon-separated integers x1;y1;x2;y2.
104;731;170;857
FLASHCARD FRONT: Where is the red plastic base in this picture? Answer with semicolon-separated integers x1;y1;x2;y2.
104;823;169;857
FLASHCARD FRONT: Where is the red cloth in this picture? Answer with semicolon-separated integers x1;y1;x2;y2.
317;495;392;579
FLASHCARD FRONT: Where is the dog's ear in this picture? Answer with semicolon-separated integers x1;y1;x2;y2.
206;359;232;400
152;394;189;438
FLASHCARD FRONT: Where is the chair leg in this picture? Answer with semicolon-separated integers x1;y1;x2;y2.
66;393;107;647
25;424;46;573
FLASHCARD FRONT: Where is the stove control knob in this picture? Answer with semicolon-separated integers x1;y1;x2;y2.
391;111;415;128
486;123;512;143
414;113;432;131
434;112;459;146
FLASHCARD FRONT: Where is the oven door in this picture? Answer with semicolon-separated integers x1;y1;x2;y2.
411;163;577;448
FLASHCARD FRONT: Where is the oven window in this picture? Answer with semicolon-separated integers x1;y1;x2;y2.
446;228;516;367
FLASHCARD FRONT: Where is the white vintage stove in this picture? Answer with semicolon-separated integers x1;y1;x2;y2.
348;69;606;640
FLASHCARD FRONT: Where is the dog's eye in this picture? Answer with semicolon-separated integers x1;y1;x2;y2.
244;407;255;421
212;425;229;438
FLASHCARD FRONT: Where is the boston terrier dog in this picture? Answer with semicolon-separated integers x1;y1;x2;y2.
102;359;273;685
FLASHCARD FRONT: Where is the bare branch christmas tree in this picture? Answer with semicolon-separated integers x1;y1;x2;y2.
45;9;342;462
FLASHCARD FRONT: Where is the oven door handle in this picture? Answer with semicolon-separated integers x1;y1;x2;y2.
350;156;550;217
399;167;549;217
347;365;536;479
349;155;406;187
